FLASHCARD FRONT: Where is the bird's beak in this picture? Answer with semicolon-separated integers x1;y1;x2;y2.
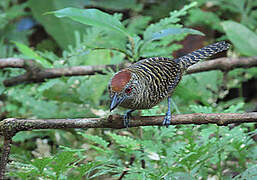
110;93;124;112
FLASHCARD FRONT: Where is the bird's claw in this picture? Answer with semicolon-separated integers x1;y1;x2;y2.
163;112;172;128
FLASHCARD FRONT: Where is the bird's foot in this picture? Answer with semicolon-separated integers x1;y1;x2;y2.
163;112;172;128
123;110;134;128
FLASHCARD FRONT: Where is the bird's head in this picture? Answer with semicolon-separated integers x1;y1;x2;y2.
108;69;137;111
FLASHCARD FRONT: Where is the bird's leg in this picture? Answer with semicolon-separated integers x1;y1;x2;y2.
163;96;172;127
123;110;135;128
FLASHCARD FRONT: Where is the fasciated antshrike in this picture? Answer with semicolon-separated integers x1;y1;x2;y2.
108;41;230;127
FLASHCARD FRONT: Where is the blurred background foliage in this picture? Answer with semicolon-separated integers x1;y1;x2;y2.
0;0;257;179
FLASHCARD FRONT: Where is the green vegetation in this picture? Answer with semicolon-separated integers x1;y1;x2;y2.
0;0;256;179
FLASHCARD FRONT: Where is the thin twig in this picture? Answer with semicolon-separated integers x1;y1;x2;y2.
186;56;257;74
118;156;135;180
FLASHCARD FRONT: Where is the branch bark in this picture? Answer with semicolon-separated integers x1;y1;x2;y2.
1;113;256;135
0;112;257;179
186;56;257;74
1;57;256;87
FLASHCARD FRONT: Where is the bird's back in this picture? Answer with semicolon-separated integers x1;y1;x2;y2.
115;41;230;109
126;41;230;109
128;57;182;108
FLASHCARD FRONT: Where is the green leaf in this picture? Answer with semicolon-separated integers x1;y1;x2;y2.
51;151;77;176
13;131;47;142
0;86;4;95
165;172;195;180
149;27;204;41
144;1;198;39
88;0;142;11
13;41;52;67
222;21;257;56
28;0;88;50
234;164;257;180
77;74;110;104
79;132;109;149
37;79;60;92
223;102;244;113
59;145;87;152
31;157;53;174
140;2;198;58
76;161;104;178
127;16;152;35
189;105;214;113
51;8;131;37
188;9;222;31
107;132;140;152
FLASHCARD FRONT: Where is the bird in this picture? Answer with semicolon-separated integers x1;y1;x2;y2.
108;41;230;128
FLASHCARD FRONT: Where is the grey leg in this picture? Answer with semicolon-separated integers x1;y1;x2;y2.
163;96;172;127
124;110;135;128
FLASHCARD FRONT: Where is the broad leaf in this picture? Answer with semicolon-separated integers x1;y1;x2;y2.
222;21;257;56
28;0;88;50
148;27;204;41
51;8;131;37
13;41;52;67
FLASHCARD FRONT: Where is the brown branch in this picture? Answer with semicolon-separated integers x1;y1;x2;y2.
186;56;257;74
0;112;256;179
0;113;256;135
1;57;256;87
3;65;113;86
0;58;27;68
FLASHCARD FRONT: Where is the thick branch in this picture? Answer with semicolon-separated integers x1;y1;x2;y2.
0;113;256;135
0;112;256;179
1;57;256;87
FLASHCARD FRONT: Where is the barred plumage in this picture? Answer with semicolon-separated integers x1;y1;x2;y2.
175;41;230;70
125;57;182;109
108;41;230;127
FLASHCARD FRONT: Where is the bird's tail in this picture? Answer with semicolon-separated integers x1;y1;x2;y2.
175;41;230;70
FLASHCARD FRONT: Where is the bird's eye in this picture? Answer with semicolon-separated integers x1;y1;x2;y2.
125;87;132;94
